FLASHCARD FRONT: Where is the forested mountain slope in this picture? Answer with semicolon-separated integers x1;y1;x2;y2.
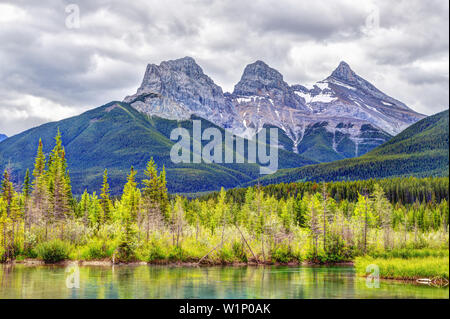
0;101;315;194
251;109;449;186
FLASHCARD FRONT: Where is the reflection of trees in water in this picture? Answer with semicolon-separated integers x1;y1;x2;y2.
0;265;447;299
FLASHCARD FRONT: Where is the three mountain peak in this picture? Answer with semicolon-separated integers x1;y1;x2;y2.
124;56;424;152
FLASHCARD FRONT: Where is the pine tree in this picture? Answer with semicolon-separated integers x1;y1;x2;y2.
32;139;48;232
100;169;112;224
0;197;10;261
321;182;329;251
353;192;376;254
116;167;140;262
23;169;31;232
142;158;162;241
1;170;13;217
0;170;20;258
372;184;393;250
79;190;90;227
46;130;72;239
88;192;102;231
141;159;170;242
306;193;321;259
170;196;186;248
215;187;228;246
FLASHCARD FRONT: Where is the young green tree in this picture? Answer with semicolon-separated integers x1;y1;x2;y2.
168;196;186;248
88;192;102;231
321;183;329;251
46;130;73;239
306;193;321;259
116;167;140;262
100;169;112;224
32;139;48;236
353;192;377;254
1;170;13;218
0;197;10;261
372;184;393;250
215;187;229;246
79;190;90;227
23;169;31;232
142;158;168;241
0;170;21;258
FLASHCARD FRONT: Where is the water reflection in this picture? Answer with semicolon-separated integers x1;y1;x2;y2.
0;264;447;299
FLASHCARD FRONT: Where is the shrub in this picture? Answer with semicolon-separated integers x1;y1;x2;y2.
80;238;116;260
0;247;6;263
271;245;298;263
167;246;186;262
35;240;71;263
218;246;234;263
115;241;137;263
23;232;38;258
232;241;248;263
323;233;354;263
148;242;166;262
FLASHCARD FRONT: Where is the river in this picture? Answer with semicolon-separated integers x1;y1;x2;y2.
0;264;447;299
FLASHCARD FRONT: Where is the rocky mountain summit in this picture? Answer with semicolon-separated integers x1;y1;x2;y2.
233;60;308;111
124;57;425;161
124;56;242;130
0;134;7;142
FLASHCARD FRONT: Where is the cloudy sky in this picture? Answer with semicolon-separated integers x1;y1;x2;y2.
0;0;448;136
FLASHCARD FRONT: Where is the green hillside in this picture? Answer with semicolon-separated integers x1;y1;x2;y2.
265;122;391;163
0;101;316;194
251;109;449;186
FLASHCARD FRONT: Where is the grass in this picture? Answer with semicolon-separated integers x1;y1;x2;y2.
369;248;449;259
35;240;72;263
75;238;118;261
355;253;449;280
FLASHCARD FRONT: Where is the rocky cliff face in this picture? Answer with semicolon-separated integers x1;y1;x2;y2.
233;60;309;111
124;57;243;130
124;57;425;162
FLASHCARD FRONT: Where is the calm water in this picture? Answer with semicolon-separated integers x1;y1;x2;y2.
0;264;448;299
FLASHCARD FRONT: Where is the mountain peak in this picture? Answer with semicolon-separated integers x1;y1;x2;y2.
162;56;197;65
233;60;285;96
250;60;270;67
330;61;357;82
158;56;204;77
244;60;282;77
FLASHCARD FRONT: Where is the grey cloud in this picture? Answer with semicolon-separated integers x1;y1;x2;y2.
0;0;448;137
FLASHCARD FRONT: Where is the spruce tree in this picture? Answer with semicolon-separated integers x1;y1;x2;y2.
23;169;31;232
100;169;112;224
142;158;169;241
116;167;140;262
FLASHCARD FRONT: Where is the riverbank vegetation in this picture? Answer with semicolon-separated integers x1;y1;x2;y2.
355;248;449;281
0;133;448;273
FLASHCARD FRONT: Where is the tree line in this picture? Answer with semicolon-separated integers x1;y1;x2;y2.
0;133;448;263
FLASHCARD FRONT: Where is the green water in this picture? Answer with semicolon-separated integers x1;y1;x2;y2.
0;264;448;299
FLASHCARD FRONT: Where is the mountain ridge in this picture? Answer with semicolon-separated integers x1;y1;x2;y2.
124;57;424;162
